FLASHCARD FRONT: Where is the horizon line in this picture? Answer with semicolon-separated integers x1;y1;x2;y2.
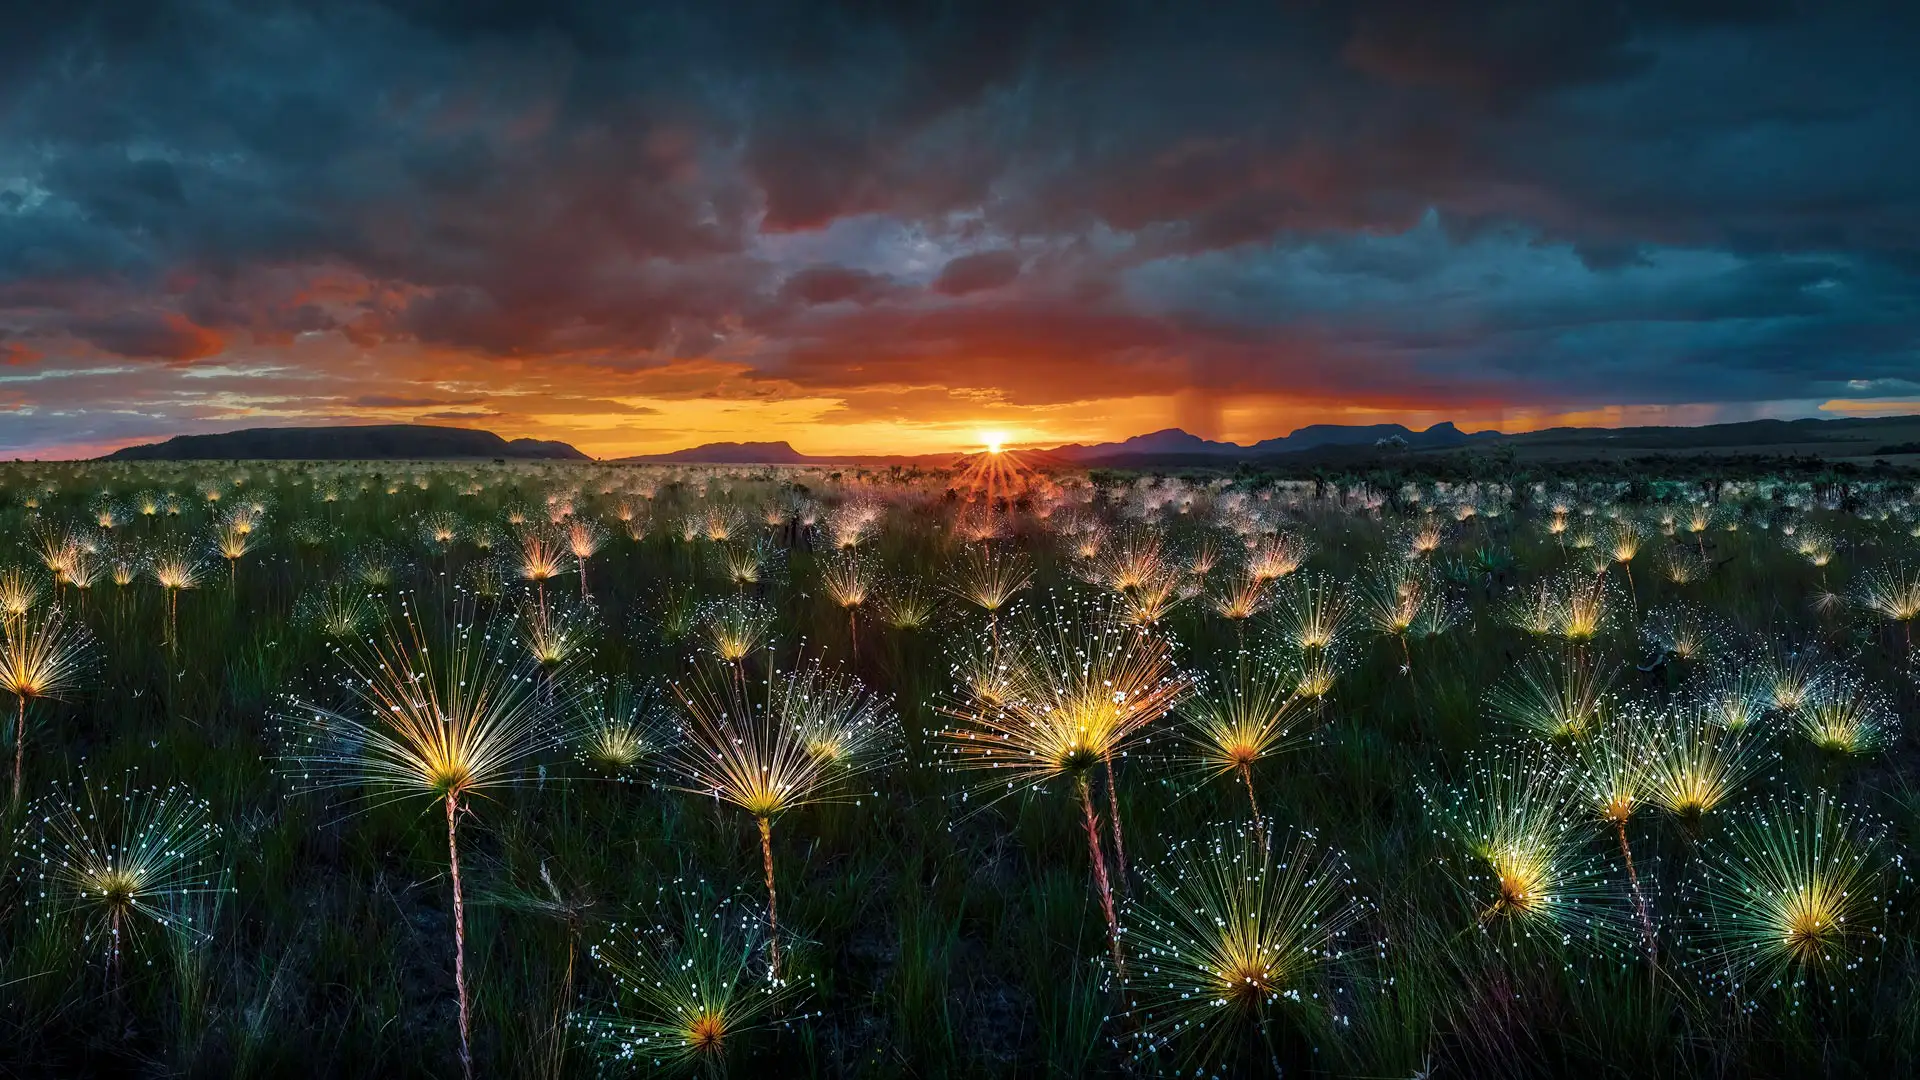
12;408;1920;464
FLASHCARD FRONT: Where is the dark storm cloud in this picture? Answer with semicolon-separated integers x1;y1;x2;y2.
2;0;1917;453
779;266;895;306
68;311;225;361
933;251;1023;296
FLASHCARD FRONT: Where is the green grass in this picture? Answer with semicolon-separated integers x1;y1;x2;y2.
0;462;1917;1077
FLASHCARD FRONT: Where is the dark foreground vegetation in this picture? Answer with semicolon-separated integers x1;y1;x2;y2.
2;458;1918;1078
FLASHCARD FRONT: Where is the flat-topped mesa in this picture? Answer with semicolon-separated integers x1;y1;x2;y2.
102;425;589;461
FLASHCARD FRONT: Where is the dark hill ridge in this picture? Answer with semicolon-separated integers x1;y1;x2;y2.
1045;421;1490;463
627;441;816;464
1253;420;1488;453
622;415;1920;467
93;413;1920;466
619;423;1489;466
103;424;588;461
1506;416;1902;449
617;441;952;466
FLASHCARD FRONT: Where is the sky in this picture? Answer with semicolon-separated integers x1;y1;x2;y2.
2;0;1918;459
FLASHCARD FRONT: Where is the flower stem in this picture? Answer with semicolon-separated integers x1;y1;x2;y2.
1102;752;1130;895
758;814;781;982
1239;760;1268;855
1077;774;1125;978
1615;817;1656;963
447;793;474;1080
11;695;24;809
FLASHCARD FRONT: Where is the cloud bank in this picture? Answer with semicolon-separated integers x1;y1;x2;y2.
2;0;1916;456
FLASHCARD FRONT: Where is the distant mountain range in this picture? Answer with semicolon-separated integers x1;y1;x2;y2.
91;414;1920;466
1042;421;1492;464
626;416;1920;467
626;441;819;465
613;422;1487;466
102;424;589;461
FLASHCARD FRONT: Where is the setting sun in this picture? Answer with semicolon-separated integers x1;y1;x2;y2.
980;430;1008;454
